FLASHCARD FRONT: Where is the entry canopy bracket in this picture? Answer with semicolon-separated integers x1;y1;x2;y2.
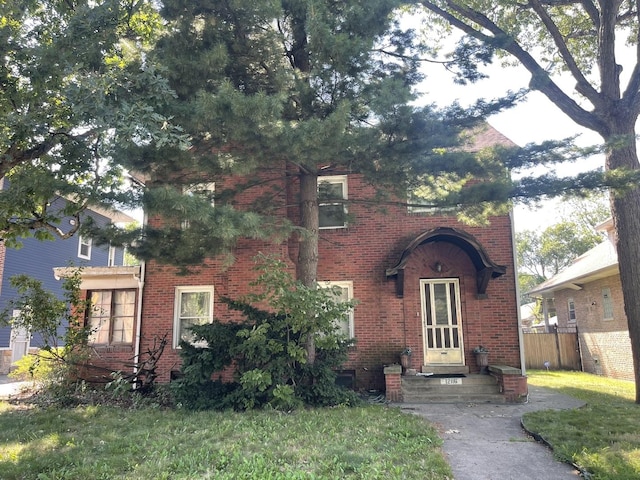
385;227;507;298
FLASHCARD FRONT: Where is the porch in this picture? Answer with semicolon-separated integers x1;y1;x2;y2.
384;364;527;404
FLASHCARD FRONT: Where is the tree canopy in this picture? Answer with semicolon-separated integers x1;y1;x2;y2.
113;0;527;272
0;0;187;245
517;195;609;281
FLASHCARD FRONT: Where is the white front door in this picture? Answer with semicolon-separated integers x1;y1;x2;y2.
421;279;465;365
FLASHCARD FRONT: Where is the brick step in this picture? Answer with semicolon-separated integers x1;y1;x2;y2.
403;384;500;395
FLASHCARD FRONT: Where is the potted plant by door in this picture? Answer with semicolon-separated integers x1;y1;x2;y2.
400;347;412;371
473;345;489;374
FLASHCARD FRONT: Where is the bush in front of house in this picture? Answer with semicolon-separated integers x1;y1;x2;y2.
172;255;359;410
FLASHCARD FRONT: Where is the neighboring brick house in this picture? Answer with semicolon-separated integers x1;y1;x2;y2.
528;219;633;381
68;125;527;399
0;196;132;374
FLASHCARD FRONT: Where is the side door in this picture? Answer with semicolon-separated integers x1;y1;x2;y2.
10;310;30;365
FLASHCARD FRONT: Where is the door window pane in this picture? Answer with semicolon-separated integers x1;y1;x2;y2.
433;283;449;325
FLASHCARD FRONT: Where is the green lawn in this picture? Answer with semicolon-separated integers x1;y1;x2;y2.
525;370;640;480
0;401;451;480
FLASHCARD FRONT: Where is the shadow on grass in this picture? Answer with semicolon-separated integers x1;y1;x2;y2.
524;373;640;480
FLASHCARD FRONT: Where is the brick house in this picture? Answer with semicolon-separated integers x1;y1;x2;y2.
528;219;633;381
66;125;528;401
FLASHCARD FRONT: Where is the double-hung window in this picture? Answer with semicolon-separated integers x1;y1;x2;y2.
87;290;136;346
174;286;214;347
408;174;462;214
567;298;576;323
182;182;216;230
108;245;117;266
78;236;92;260
319;176;347;229
320;281;354;338
602;288;614;320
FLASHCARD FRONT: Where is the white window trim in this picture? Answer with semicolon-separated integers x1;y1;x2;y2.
318;175;347;229
320;280;355;338
173;286;215;348
78;235;92;260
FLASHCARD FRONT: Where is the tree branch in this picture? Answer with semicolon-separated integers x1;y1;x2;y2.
624;0;640;116
529;0;602;106
420;0;608;133
579;0;601;28
598;2;622;103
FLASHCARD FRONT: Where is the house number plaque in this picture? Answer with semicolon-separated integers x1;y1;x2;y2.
441;378;462;385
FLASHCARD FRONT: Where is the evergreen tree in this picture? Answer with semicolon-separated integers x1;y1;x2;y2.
122;0;529;363
418;1;640;401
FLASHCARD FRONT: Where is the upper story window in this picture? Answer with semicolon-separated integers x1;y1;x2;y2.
78;235;92;260
174;286;214;348
184;182;216;205
602;288;614;320
87;289;136;346
108;245;117;266
320;281;355;338
182;182;216;230
319;175;347;229
567;298;576;323
408;174;461;214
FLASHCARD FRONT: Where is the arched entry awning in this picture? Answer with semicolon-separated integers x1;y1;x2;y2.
385;227;507;298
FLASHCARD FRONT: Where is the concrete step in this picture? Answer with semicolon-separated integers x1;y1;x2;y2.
401;374;503;404
402;392;506;404
421;365;470;374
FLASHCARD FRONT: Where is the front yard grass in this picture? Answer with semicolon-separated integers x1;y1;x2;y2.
525;370;640;480
0;401;451;480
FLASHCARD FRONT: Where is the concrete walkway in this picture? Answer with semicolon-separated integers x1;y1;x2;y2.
398;385;585;480
0;374;34;399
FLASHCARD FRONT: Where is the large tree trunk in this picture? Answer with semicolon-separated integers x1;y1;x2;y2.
297;169;319;364
605;127;640;403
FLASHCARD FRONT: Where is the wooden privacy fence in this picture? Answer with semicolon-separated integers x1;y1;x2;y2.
523;328;582;371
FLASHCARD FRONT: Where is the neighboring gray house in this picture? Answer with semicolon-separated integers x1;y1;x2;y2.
0;196;133;374
528;219;633;381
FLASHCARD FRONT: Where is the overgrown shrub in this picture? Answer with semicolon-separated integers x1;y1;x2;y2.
9;348;64;382
0;271;92;393
173;255;359;410
0;271;168;406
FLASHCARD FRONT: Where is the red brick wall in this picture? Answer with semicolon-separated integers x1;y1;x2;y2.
137;172;521;390
555;275;633;381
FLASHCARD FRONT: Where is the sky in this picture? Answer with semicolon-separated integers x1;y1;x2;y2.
418;57;605;233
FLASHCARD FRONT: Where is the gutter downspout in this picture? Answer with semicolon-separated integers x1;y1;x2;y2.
510;209;527;376
132;211;147;383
